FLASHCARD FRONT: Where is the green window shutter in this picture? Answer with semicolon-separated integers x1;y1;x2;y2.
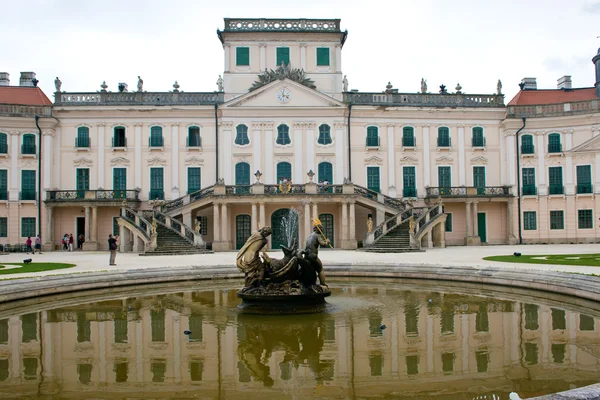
277;162;292;181
524;211;537;230
472;127;484;147
235;163;250;185
0;169;6;200
276;47;290;66
21;217;36;237
578;209;593;229
21;170;36;200
235;125;249;145
0;133;7;153
576;165;592;194
403;166;416;197
236;47;250;66
367;167;380;192
0;217;7;237
549;167;563;194
548;133;562;153
188;127;201;147
445;213;453;232
318;162;333;183
150;168;164;199
150;126;163;147
77;127;90;147
276;125;291;145
438;166;451;188
113;168;126;190
188;168;201;194
473;167;486;187
438;128;450;147
521;135;534;154
550;210;564;230
366;126;379;147
522;168;536;195
318;124;332;145
402;127;415;147
316;47;330;66
76;169;89;196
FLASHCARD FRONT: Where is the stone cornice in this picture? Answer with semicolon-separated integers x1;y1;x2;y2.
219;121;234;129
42;130;56;137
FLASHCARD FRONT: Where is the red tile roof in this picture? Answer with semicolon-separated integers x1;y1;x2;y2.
508;87;597;106
0;86;52;106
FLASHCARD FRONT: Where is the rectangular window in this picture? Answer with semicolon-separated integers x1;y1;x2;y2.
550;210;564;230
548;166;563;195
0;217;6;237
114;319;128;343
276;47;290;66
438;166;451;194
113;168;127;199
113;217;120;237
21;170;36;200
197;216;208;235
21;314;37;342
523;211;537;230
578;209;593;229
525;304;539;330
476;351;489;373
366;166;380;193
445;213;453;232
21;217;36;238
441;310;454;333
580;315;595;331
442;353;454;373
552;343;566;364
190;360;203;381
475;304;489;332
316;47;330;66
525;343;538;365
76;168;89;198
77;312;91;343
404;303;419;336
150;168;164;200
187;168;201;194
522;168;536;195
551;308;566;330
577;165;592;194
473;166;486;195
0;169;7;200
406;355;419;375
151;310;165;342
402;166;416;197
188;314;203;342
236;47;250;66
0;319;7;344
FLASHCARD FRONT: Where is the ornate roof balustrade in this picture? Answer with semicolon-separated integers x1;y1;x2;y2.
507;99;599;118
221;18;341;33
344;92;505;108
54;92;224;106
0;103;52;117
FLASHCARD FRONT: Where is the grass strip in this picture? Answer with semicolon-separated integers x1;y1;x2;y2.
0;262;76;275
484;254;600;267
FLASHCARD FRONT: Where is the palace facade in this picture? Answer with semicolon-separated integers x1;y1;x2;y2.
0;18;599;252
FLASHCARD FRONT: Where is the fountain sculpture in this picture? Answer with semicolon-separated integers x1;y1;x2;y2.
236;220;331;305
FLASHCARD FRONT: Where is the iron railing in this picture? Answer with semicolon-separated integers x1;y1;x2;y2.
522;185;537;196
577;184;593;194
21;144;36;155
521;144;535;154
75;137;90;148
549;185;564;195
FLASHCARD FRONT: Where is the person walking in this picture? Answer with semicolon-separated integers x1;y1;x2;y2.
25;237;33;254
68;234;74;252
34;235;42;254
108;234;118;266
78;233;85;250
62;234;68;251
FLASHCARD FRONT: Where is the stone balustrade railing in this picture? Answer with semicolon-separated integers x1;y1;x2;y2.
141;209;204;247
222;18;341;32
46;189;141;202
0;103;52;117
508;99;599;118
425;186;511;198
344;92;505;108
55;92;224;106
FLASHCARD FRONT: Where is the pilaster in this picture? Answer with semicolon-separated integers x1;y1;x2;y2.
252;122;263;178
422;125;431;187
259;202;266;229
536;132;547;194
97;123;105;189
305;122;316;174
300;43;307;70
171;123;180;198
264;122;274;184
223;43;231;72
293;122;304;183
387;123;396;197
9;131;18;201
458;125;466;186
134;123;142;189
259;43;267;71
334;121;346;183
251;203;258;232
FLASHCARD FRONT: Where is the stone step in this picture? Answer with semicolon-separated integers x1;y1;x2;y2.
362;248;423;253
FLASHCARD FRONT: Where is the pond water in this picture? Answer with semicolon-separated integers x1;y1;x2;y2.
0;278;599;399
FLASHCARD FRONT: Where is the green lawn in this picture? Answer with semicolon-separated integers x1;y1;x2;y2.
0;262;76;275
484;254;600;267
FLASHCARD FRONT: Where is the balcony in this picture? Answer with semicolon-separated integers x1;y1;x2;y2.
426;186;511;198
402;137;415;147
472;137;486;148
20;190;36;201
521;144;535;155
149;189;165;200
75;137;90;148
46;189;141;204
366;137;380;148
522;185;537;196
437;137;451;148
549;185;564;195
149;136;164;148
403;187;417;197
0;143;7;154
21;144;36;155
548;143;562;154
577;184;593;194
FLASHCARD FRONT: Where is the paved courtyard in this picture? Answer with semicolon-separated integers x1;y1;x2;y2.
1;243;600;280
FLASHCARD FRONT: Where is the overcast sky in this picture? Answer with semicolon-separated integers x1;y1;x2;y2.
2;0;599;102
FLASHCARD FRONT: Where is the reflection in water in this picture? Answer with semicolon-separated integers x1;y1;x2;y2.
0;281;599;399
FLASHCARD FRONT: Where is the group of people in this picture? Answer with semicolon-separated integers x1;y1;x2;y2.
60;233;86;251
278;177;292;185
25;235;42;254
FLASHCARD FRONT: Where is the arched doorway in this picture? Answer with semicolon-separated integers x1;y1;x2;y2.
236;215;251;250
318;213;334;248
271;208;299;250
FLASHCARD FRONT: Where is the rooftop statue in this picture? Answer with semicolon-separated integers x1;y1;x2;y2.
421;78;427;94
497;79;503;95
137;76;143;92
54;77;62;92
216;75;224;92
342;75;348;92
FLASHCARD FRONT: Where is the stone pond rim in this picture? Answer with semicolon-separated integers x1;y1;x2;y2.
237;289;331;304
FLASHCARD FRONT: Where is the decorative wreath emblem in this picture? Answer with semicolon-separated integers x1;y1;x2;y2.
278;182;292;194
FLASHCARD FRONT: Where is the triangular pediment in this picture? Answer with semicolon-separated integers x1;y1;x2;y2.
569;135;600;154
224;79;344;108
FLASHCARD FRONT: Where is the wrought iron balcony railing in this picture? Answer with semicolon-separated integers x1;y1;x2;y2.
21;144;36;155
549;185;564;195
577;184;593;194
75;136;90;148
521;144;535;154
20;190;36;200
426;186;511;197
522;185;537;196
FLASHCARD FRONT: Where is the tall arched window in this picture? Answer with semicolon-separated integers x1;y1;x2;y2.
472;127;485;147
548;133;562;153
521;134;534;154
437;127;450;147
317;124;332;145
276;124;291;145
366;126;379;147
235;124;249;145
402;127;415;147
0;132;7;154
113;126;126;148
318;162;333;193
188;126;201;147
149;126;163;147
76;127;90;148
22;134;36;155
277;162;292;183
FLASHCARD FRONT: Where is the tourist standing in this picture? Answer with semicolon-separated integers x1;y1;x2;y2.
69;234;74;252
34;235;42;254
25;237;33;254
108;234;118;266
78;233;84;249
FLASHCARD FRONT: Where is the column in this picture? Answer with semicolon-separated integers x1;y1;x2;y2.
465;202;472;240
426;230;433;248
300;43;307;70
221;203;229;246
259;202;266;229
221;122;233;184
213;204;220;243
376;208;385;226
84;206;91;242
97;123;105;188
92;206;98;241
312;203;318;225
133;235;141;252
171;123;180;198
334;122;345;182
506;132;516;187
565;130;574;195
134;123;142;189
264;122;274;183
306;122;316;174
44;206;53;248
335;44;342;73
251;203;258;232
387;124;397;197
422;125;431;187
119;224;130;252
536;132;547;195
252;123;262;177
499;127;506;185
223;43;230;72
341;202;348;241
349;202;356;242
43;131;53;190
458;125;466;186
472;201;479;237
293;122;304;183
173;315;181;382
9;131;18;201
304;203;311;240
259;43;266;71
507;200;514;243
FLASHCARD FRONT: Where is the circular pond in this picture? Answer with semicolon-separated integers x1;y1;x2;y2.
0;278;599;399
